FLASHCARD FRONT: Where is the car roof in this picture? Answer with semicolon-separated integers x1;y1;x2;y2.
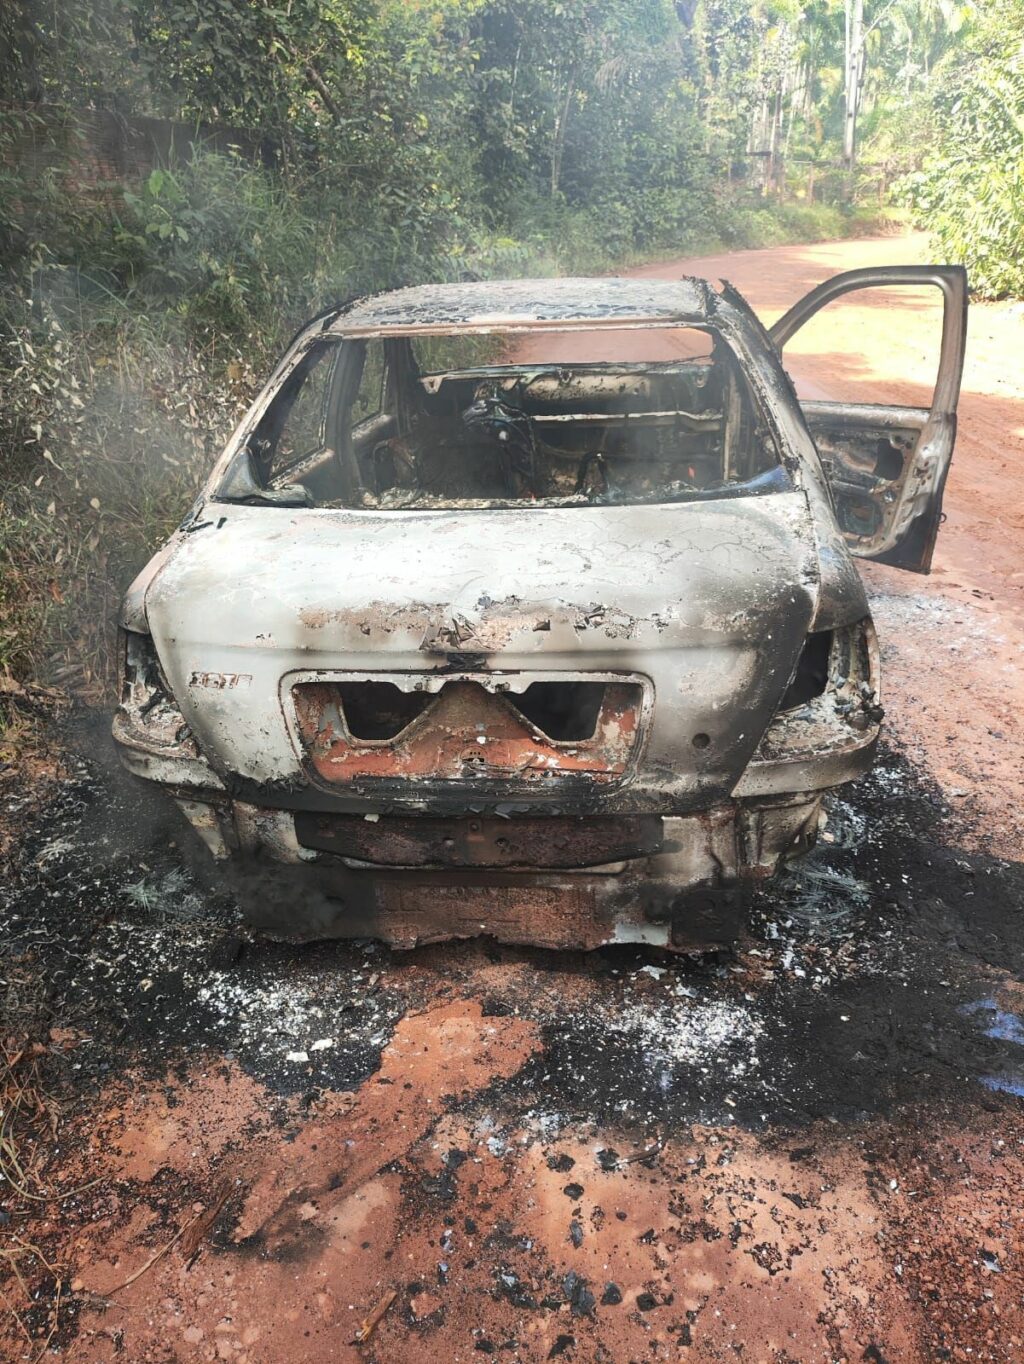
327;276;714;337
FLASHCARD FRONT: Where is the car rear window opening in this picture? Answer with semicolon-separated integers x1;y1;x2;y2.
228;327;787;512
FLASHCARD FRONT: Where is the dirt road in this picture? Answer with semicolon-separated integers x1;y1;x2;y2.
3;233;1024;1364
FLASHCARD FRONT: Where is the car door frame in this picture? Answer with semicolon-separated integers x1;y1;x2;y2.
768;264;968;572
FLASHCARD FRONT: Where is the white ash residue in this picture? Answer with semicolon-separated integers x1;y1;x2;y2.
49;858;403;1089
124;868;205;919
603;988;764;1079
194;962;394;1056
871;592;1010;661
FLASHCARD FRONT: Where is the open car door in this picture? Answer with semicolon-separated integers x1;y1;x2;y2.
770;265;967;572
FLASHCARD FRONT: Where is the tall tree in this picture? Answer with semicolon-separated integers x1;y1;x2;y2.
842;0;864;169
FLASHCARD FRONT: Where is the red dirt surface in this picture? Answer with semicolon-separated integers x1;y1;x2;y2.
5;234;1024;1364
57;1049;1024;1364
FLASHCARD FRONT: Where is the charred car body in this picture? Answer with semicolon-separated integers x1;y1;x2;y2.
114;268;966;949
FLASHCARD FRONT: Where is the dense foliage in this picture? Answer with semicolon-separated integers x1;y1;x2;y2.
0;0;1013;700
900;0;1024;298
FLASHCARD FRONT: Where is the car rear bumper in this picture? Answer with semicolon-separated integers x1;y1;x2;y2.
145;787;849;950
112;615;879;949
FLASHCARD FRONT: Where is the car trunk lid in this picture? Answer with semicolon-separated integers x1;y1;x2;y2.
144;493;819;811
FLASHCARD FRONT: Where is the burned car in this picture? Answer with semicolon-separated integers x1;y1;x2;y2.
114;267;966;950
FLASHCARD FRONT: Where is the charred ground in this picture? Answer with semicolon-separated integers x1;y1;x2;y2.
5;717;1023;1125
3;713;1024;1362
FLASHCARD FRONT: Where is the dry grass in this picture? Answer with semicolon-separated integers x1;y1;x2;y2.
1;311;258;700
0;1036;66;1355
0;1039;60;1204
0;1024;107;1354
0;676;71;862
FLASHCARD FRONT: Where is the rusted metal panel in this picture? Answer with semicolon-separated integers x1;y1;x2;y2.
293;811;664;868
168;791;823;949
292;677;644;790
371;882;599;950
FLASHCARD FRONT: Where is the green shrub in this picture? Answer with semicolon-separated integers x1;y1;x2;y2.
899;0;1024;299
114;160;322;343
774;203;844;241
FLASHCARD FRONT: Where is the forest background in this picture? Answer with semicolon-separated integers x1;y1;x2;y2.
1;0;1022;701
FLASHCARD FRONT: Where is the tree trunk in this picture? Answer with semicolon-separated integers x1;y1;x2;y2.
750;93;771;195
509;41;522;128
550;69;577;200
278;37;343;124
768;85;784;197
783;60;800;165
843;0;864;175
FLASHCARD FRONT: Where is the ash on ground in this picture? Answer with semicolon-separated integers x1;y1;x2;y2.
4;731;1023;1133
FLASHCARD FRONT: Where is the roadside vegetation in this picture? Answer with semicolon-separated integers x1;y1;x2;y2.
899;0;1024;298
0;0;1018;707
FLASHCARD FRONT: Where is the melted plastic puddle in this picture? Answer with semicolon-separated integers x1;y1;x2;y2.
960;996;1024;1097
